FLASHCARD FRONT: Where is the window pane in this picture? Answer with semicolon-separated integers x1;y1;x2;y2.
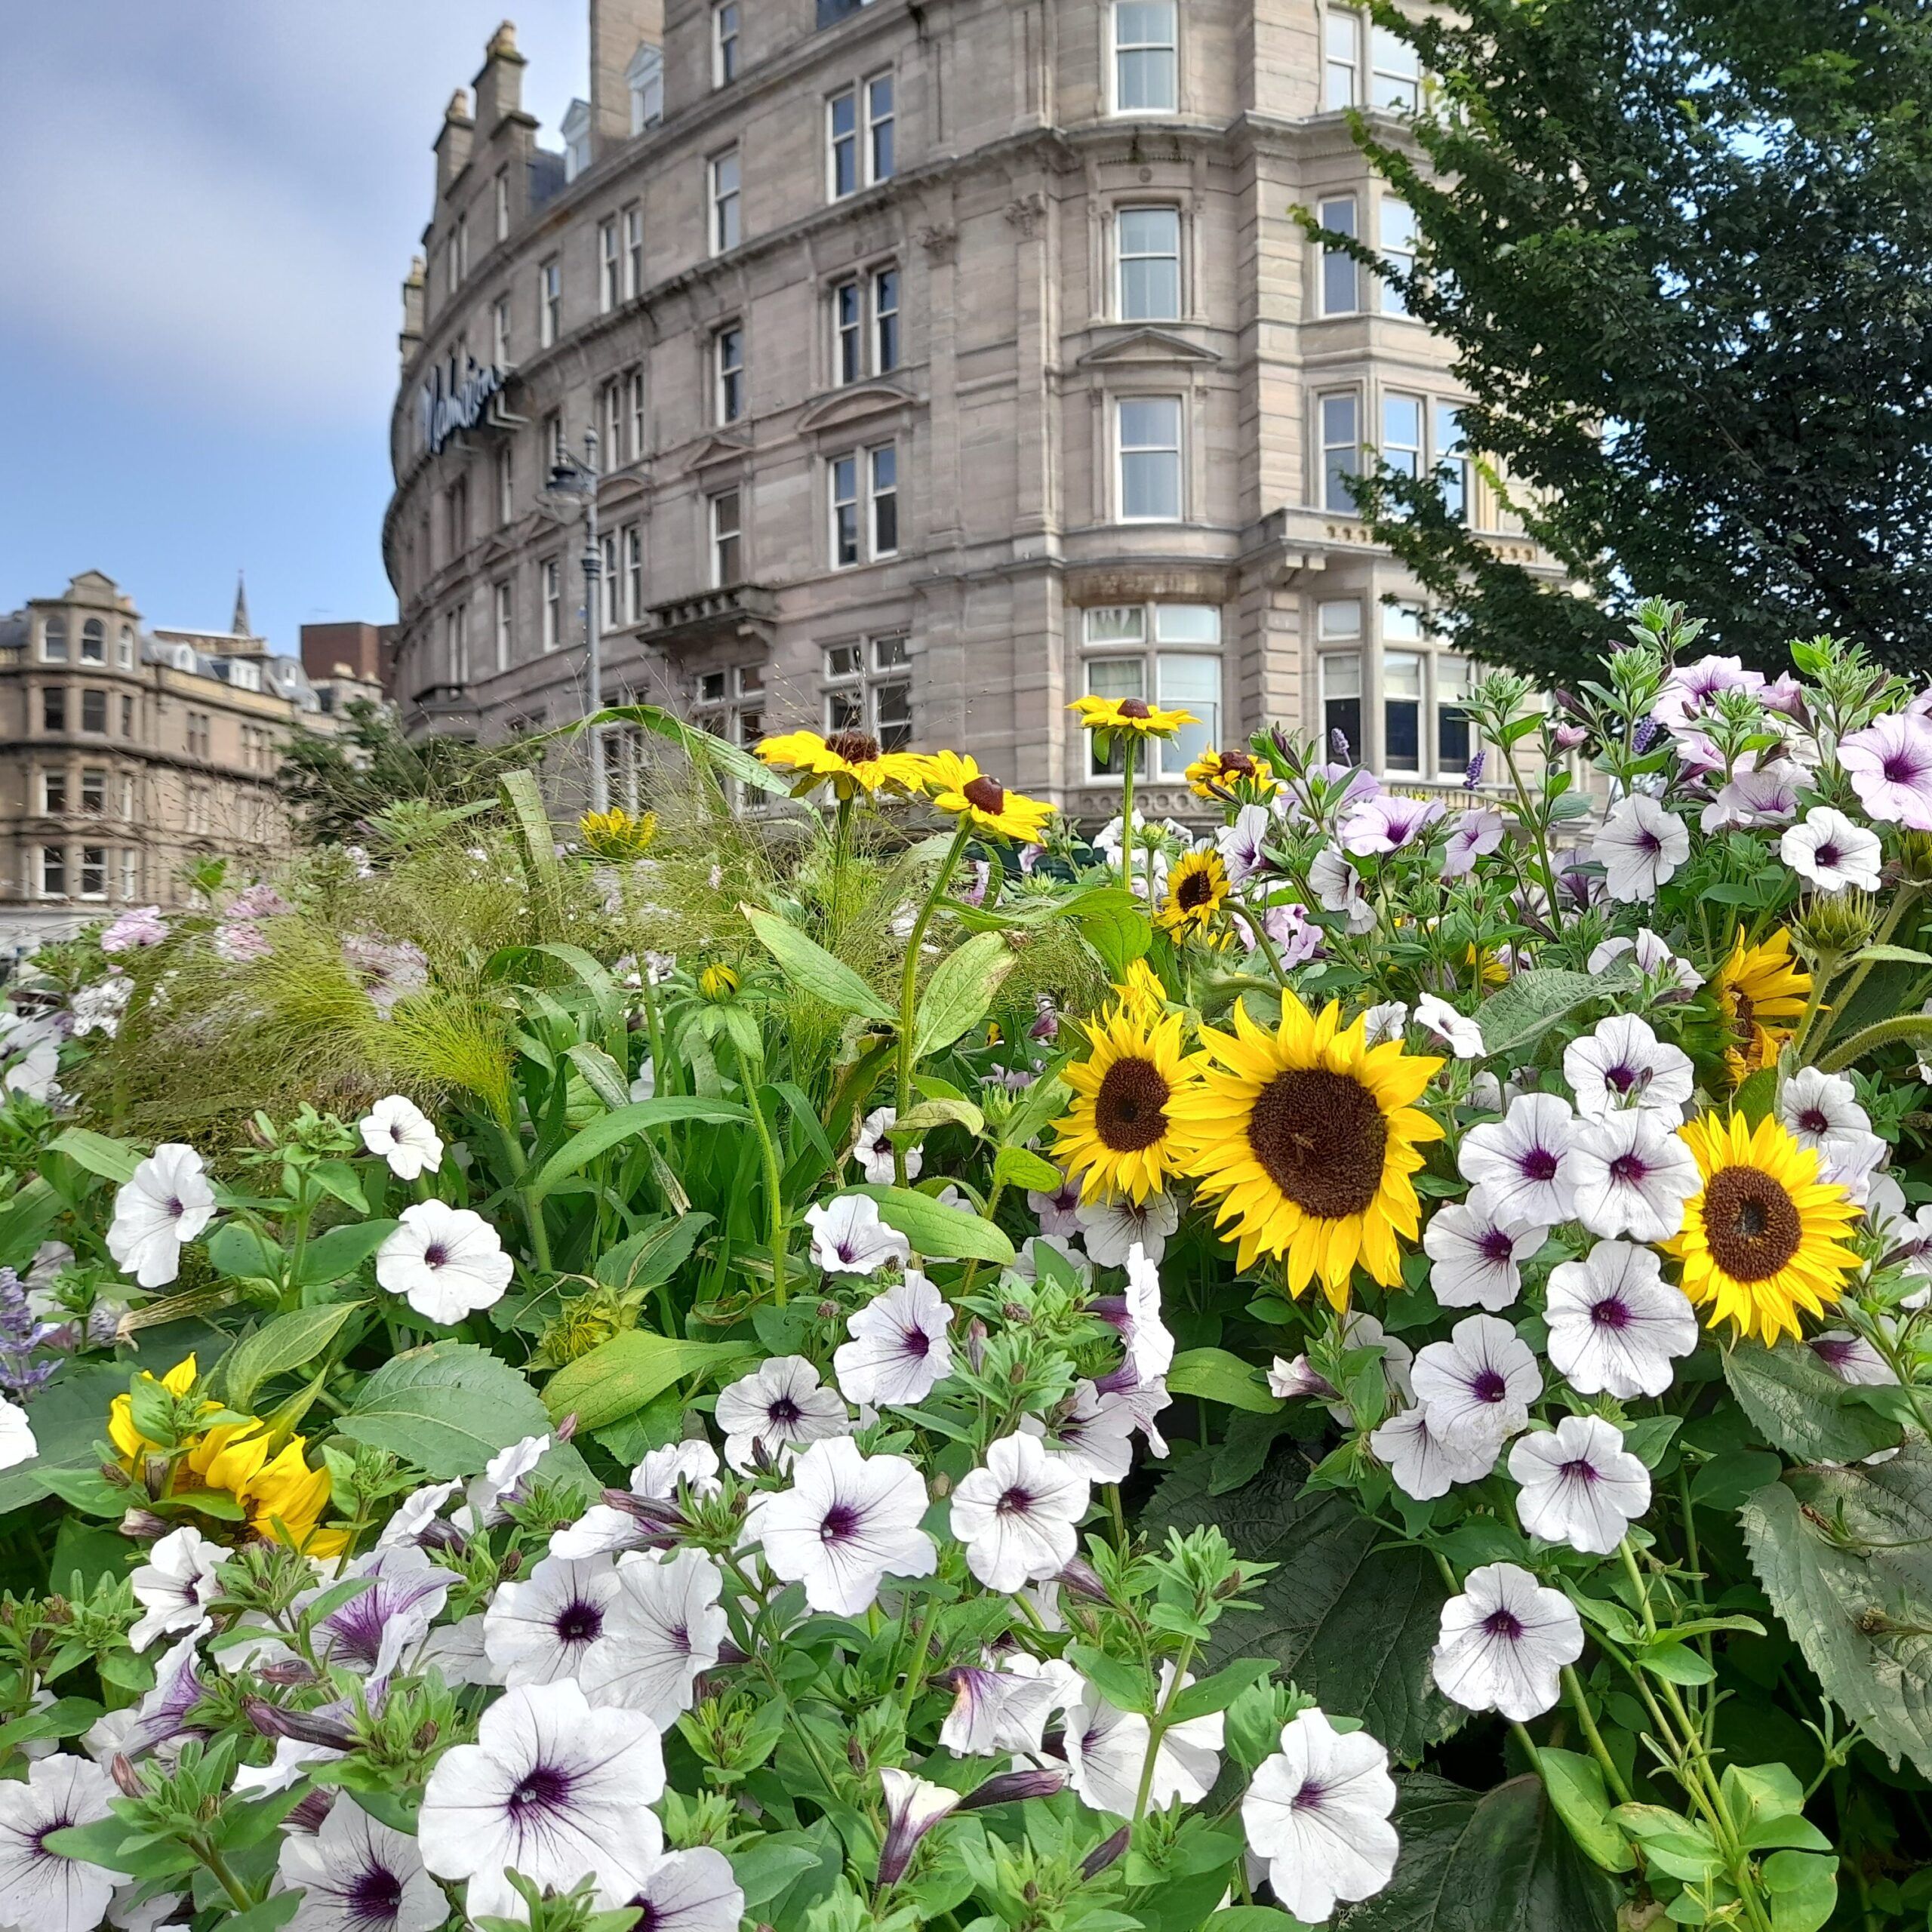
1321;653;1363;761
1119;397;1182;519
874;681;912;749
827;688;864;732
1384;649;1422;771
1382;394;1423;472
1321;393;1359;511
873;269;900;371
1438;655;1474;768
1154;605;1220;644
825;643;863;680
1324;13;1358;107
1385;603;1425;643
873;634;909;671
1085;606;1146;643
1157;654;1218;776
1115;2;1178;111
1118;208;1180;320
1318;598;1361;641
1089;658;1146;700
1371;25;1420;110
1318;197;1357;315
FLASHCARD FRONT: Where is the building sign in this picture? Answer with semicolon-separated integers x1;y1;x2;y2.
420;355;508;455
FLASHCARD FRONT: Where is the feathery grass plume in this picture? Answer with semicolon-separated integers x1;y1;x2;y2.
376;986;518;1129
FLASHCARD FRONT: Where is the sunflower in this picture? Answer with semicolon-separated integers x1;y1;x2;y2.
1185;746;1280;801
1169;995;1444;1301
756;728;931;800
1069;695;1197;739
1053;1001;1195;1202
1666;1112;1860;1345
1158;850;1232;946
1115;958;1171;1026
1715;928;1812;1084
578;807;658;861
922;752;1054;844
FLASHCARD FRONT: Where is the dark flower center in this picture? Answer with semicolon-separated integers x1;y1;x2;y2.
423;1244;450;1269
996;1486;1034;1516
1223;751;1256;775
1176;866;1217;911
1471;1368;1508;1404
1291;1780;1328;1811
1560;1457;1600;1485
1591;1296;1632;1331
347;1864;405;1921
901;1327;931;1358
1798;1108;1829;1136
820;1503;860;1543
962;777;1006;815
555;1598;605;1644
826;729;881;764
1482;1608;1524;1640
1814;841;1842;868
1521;1148;1559;1182
1246;1069;1387;1221
166;1197;186;1217
1703;1164;1804;1282
1605;1063;1638;1093
1810;1337;1856;1367
1094;1054;1172;1154
1118;699;1152;720
768;1396;801;1426
1608;1152;1648;1185
509;1764;574;1817
631;1903;660;1932
1478;1229;1517;1264
1882;752;1921;783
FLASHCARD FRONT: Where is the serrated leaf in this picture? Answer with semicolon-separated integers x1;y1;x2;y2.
592;1214;713;1293
1721;1341;1901;1464
1467;964;1637;1060
542;1331;756;1431
743;903;896;1022
217;1301;364;1411
912;932;1015;1060
848;1185;1014;1263
334;1342;552;1478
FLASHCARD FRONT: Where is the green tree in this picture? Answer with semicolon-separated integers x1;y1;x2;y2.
1333;0;1932;681
275;700;543;847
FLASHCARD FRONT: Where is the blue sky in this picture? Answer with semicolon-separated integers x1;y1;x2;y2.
0;2;588;648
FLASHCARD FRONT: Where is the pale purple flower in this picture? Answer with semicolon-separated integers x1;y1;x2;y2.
833;1271;955;1407
1027;1168;1084;1238
1217;803;1275;887
1700;761;1801;833
1441;808;1506;880
1589;929;1703;993
1360;999;1409;1048
1121;1244;1173;1381
278;1796;445;1932
1563;1014;1695;1121
1412;1314;1542;1440
940;1654;1080;1756
751;1436;935;1614
1653;656;1764;733
548;1442;722;1562
100;906;168;953
213;920;273;964
876;1769;962;1884
1432;1562;1583;1720
357;1095;445;1181
1569;1109;1700;1241
1092;1364;1172;1458
1544;1241;1698;1398
1840;713;1932;829
1342;794;1444;857
1019;1382;1139;1484
951;1432;1091;1590
1309;844;1374;933
1807;1330;1897;1388
714;1355;851;1473
583;1549;727;1727
1458;1093;1579;1224
1592;795;1688;903
312;1546;453;1681
620;1847;744;1932
125;1629;211;1756
1780;1066;1869;1155
1423;1191;1544;1312
229;883;293;920
1782;807;1882;892
128;1527;225;1654
804;1195;911;1275
1064;1663;1222;1816
342;937;429;1017
1241;1709;1398;1924
1508;1415;1651;1555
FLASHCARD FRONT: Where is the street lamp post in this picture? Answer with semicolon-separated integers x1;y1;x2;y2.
546;428;608;813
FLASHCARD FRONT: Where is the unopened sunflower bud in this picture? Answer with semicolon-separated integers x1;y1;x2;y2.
1081;1826;1131;1880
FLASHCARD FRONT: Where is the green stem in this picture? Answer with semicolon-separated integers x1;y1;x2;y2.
1789;950;1841;1060
738;1051;789;1306
493;1131;552;1273
1561;1664;1632;1804
1498;732;1561;924
1131;1635;1197;1825
1119;738;1137;888
195;1841;258;1915
1818;1011;1932;1076
893;819;976;1181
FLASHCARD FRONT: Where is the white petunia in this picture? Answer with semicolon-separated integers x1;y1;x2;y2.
1063;1663;1222;1817
1458;1093;1579;1225
1815;1130;1887;1205
833;1271;955;1407
1328;1312;1414;1425
106;1145;217;1290
617;1845;744;1932
1027;1168;1085;1238
855;1106;918;1183
1432;1561;1584;1720
1807;1330;1897;1388
804;1195;911;1276
1076;1189;1180;1267
1423;1191;1545;1312
1781;807;1882;893
233;1736;343;1798
1019;1381;1140;1484
1371;1404;1506;1500
583;1549;727;1727
374;1201;512;1324
0;1398;37;1474
356;1096;445;1181
1544;1242;1700;1399
713;1355;851;1474
1563;1015;1695;1121
1360;1000;1410;1048
1416;994;1484;1060
462;1432;549;1530
310;1544;453;1681
1779;1066;1872;1155
939;1654;1081;1756
417;1679;665;1921
751;1436;936;1615
1508;1416;1651;1555
1012;1233;1093;1287
278;1795;445;1932
1217;802;1275;886
1121;1242;1174;1381
483;1554;620;1688
377;1479;462;1549
951;1432;1091;1592
1569;1109;1700;1241
1592;795;1689;903
0;1754;118;1932
875;1768;963;1885
1241;1708;1399;1924
1589;928;1703;993
548;1441;722;1561
1412;1314;1543;1441
1309;844;1375;934
128;1527;224;1654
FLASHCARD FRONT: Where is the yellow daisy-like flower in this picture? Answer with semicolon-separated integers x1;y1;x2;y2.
578;807;658;861
1158;850;1232;946
1185;746;1280;801
1715;928;1811;1084
1069;695;1198;739
1169;996;1445;1301
699;962;740;1002
1054;1002;1196;1203
756;728;931;800
1666;1113;1860;1346
922;752;1054;845
108;1354;207;1462
1114;958;1171;1027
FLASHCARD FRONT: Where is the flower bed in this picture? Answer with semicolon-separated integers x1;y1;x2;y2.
0;602;1928;1930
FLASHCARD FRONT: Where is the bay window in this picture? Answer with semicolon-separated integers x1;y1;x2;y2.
1116;396;1183;521
1081;605;1220;779
1112;2;1178;114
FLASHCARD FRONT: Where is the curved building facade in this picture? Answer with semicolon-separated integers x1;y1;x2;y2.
386;1;1549;818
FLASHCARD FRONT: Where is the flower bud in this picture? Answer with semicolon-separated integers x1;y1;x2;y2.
554;1411;579;1444
118;1508;169;1543
110;1755;144;1799
958;1768;1066;1810
1081;1825;1131;1879
286;1789;335;1833
1057;1555;1110;1602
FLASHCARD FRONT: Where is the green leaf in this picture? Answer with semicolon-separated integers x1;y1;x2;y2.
894;1097;986;1140
46;1128;144;1184
1535;1748;1635;1873
743;904;895;1023
0;1176;65;1272
1166;1348;1281;1415
587;701;792;798
42;1817;198;1880
35;1466;130;1517
298;1222;397;1287
1066;1643;1153;1716
565;1041;632;1110
1072;885;1153;976
849;1185;1015;1263
1167;1657;1277;1724
1762;1851;1837;1932
1611;1804;1723;1883
525;1097;747;1201
592;1214;713;1293
1743;1445;1932;1777
1721;1764;1831;1854
205;1221;282;1282
0;1363;131;1514
1851;943;1932;966
992;1144;1065;1193
1721;1340;1901;1465
1344;1774;1617;1930
335;1341;553;1478
1466;964;1638;1061
1204;1912;1315;1932
542;1331;757;1431
217;1302;364;1411
500;768;565;923
1690;1448;1783;1510
205;1895;302;1932
912;931;1014;1059
1140;1450;1457;1760
1637;1641;1716;1686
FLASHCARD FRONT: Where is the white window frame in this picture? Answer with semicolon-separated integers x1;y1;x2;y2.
538;258;561;346
494;580;514;671
599;218;621;312
38;846;65;897
832;278;863;384
118;772;134;818
455;214;469;282
715;324;745;424
873;266;900;372
629;44;664;133
627;369;647;460
1079;605;1221;780
1324;7;1361;109
602;378;625;460
710;149;741;254
1371;23;1421;112
828;445;899;567
869;445;899;558
497;445;514;525
1114;395;1184;523
1381;391;1425;481
80;620;105;664
1435;400;1471;524
80;767;105;814
712;2;740;88
710;489;743;586
1111;1;1179;115
492;295;512;365
494;168;510;241
116;625;134;669
1319;389;1361;512
1117;205;1182;321
624;524;644;622
40;617;66;663
823;634;913;749
1317;195;1359;315
866;73;895;183
623;205;644;298
600;531;621;629
828;88;859;199
39;768;66;814
1380;198;1416;315
119;849;139;899
541;558;562;651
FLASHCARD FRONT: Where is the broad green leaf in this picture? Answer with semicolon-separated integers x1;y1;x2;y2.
1204;1913;1312;1932
1072;885;1153;977
593;1214;714;1293
543;1330;757;1431
217;1302;364;1411
894;1097;985;1140
564;1041;631;1110
1167;1347;1281;1415
1535;1747;1635;1872
525;1096;746;1200
0;1364;132;1514
205;1221;282;1282
742;904;895;1022
335;1342;552;1478
912;931;1014;1059
46;1128;144;1184
298;1220;398;1287
1611;1804;1723;1883
1721;1764;1831;1854
1636;1641;1715;1686
1066;1642;1153;1715
1721;1340;1901;1465
0;1176;64;1272
1762;1851;1836;1932
1467;964;1638;1061
848;1185;1015;1263
992;1144;1065;1193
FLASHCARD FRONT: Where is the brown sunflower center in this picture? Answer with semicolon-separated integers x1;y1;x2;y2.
1701;1163;1804;1281
826;729;881;765
1118;699;1152;720
1246;1069;1387;1221
1094;1055;1172;1153
962;776;1006;815
1177;867;1218;912
1221;750;1256;775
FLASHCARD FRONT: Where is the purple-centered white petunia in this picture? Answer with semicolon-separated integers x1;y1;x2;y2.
1309;844;1376;934
106;1144;216;1290
1423;1191;1544;1312
1063;1663;1223;1817
377;1479;462;1550
1412;1314;1543;1441
1569;1108;1701;1240
462;1431;550;1531
356;1095;445;1182
1415;993;1484;1060
1026;1168;1085;1238
312;1543;452;1681
1840;712;1932;829
1121;1242;1175;1381
417;1678;665;1921
1807;1329;1897;1387
1780;1066;1872;1156
1076;1189;1180;1267
1241;1708;1399;1924
549;1440;723;1561
483;1553;620;1688
876;1768;962;1884
1701;761;1802;834
374;1201;512;1324
751;1435;935;1614
1342;793;1444;857
1360;1000;1410;1048
1589;928;1703;994
855;1106;919;1183
950;1432;1092;1591
1217;802;1275;886
833;1270;955;1407
1508;1416;1652;1555
1564;1014;1695;1121
620;1846;745;1932
713;1355;851;1474
939;1654;1081;1756
0;1754;118;1932
1544;1241;1700;1398
1458;1093;1580;1226
1441;807;1506;880
1782;806;1882;893
278;1795;445;1932
1371;1403;1506;1500
128;1526;224;1654
1432;1561;1584;1721
804;1195;911;1275
581;1549;727;1727
1592;794;1689;903
1019;1380;1140;1484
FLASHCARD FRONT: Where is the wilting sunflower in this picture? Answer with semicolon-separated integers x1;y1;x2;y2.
1169;995;1444;1300
1069;694;1197;739
1158;850;1232;946
1054;1002;1195;1202
1185;746;1280;801
1715;928;1810;1084
923;752;1054;844
578;806;658;861
757;728;930;800
1667;1112;1860;1345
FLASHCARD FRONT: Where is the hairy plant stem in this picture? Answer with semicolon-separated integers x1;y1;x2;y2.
1118;738;1137;886
893;818;975;1185
1814;882;1924;1056
1561;1664;1632;1804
